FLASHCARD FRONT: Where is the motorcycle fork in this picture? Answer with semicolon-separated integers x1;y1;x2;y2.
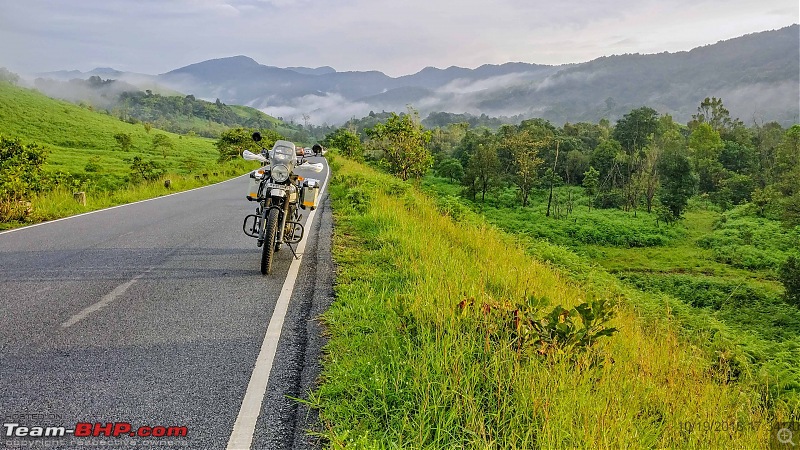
278;200;302;259
275;198;290;249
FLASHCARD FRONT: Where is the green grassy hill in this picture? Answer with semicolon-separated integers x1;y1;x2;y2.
0;81;260;228
32;76;287;139
0;82;221;189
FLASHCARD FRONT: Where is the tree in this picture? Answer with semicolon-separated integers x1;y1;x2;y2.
463;143;499;204
113;133;132;152
565;149;589;185
780;255;800;306
775;125;800;226
754;121;784;187
775;125;800;195
612;106;659;162
512;144;545;208
0;136;47;201
657;140;696;219
636;116;681;213
689;97;743;138
591;139;623;189
582;166;599;211
716;173;755;207
0;67;20;85
151;134;174;159
323;128;362;158
688;123;725;194
216;127;282;163
719;140;757;175
453;129;486;168
498;128;547;207
546;140;561;217
612;107;659;212
428;122;468;164
366;111;432;181
562;122;606;153
751;186;779;217
130;156;162;182
634;144;661;213
436;158;464;182
1;136;47;221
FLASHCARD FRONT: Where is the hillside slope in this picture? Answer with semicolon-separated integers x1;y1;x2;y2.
313;155;793;448
0;82;220;190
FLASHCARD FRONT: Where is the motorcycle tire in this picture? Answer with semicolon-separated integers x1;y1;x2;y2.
261;208;280;275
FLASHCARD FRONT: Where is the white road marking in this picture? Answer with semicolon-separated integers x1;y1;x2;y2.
226;173;329;450
60;272;147;328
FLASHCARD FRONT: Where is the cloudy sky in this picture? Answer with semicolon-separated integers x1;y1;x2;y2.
0;0;797;77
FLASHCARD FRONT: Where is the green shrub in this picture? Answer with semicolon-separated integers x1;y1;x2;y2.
782;256;800;306
619;272;800;341
0;136;47;221
697;207;800;271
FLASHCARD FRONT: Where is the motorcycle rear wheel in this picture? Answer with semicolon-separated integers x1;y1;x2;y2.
261;208;280;275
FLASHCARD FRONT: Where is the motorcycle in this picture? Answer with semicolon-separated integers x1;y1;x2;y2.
241;132;324;274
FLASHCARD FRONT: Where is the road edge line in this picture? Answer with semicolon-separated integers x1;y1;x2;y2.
226;173;330;450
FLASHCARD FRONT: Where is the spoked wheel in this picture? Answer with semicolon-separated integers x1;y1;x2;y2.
260;208;280;275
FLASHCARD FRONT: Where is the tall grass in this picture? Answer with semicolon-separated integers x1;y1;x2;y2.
312;157;792;448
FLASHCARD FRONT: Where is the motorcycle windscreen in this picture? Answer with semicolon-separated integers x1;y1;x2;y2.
271;140;296;163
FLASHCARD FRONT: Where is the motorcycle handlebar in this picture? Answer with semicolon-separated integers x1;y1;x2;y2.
242;150;267;163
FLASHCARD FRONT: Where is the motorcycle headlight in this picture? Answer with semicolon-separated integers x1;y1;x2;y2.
271;164;289;182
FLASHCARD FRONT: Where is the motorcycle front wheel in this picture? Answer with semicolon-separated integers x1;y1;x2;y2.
261;207;280;275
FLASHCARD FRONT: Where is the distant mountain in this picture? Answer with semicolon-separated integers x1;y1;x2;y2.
286;66;336;76
470;25;800;126
37;67;145;81
31;25;799;126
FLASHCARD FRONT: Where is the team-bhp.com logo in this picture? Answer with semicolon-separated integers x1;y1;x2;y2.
4;422;188;438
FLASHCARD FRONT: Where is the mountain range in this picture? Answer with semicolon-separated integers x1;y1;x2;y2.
35;25;799;127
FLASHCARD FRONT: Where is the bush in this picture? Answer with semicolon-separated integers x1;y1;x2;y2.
0;136;47;221
782;256;800;306
593;188;625;209
696;208;800;271
129;156;163;182
434;195;470;222
619;272;800;341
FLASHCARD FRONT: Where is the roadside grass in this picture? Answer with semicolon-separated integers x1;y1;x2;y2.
312;156;792;448
0;160;252;230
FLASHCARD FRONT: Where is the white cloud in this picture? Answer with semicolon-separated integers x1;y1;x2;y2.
259;93;372;125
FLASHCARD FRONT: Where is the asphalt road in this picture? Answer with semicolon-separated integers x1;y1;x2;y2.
0;158;333;450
